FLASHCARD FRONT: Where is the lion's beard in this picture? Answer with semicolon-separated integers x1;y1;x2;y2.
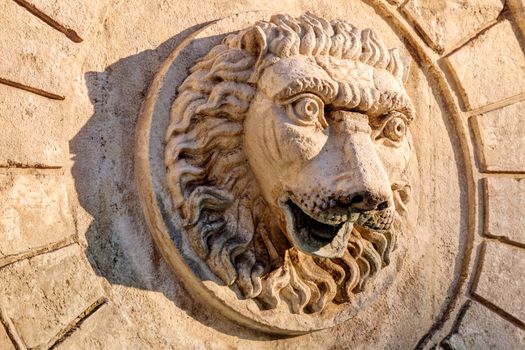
182;187;402;314
256;220;399;314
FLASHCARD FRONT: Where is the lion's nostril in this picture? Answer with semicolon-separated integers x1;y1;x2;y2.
347;192;388;211
349;194;364;205
377;201;389;211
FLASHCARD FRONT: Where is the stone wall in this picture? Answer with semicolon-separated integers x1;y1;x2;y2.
0;0;524;349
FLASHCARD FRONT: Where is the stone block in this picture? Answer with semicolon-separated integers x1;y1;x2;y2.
444;20;525;110
55;303;150;350
0;0;78;96
0;173;75;261
483;177;525;245
0;244;104;349
472;101;525;172
0;323;15;350
474;241;525;323
23;0;102;41
0;86;67;167
402;0;503;53
442;302;525;350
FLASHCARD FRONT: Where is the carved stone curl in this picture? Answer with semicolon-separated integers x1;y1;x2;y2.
137;12;417;333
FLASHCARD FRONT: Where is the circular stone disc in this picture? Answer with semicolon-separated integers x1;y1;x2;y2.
135;10;464;334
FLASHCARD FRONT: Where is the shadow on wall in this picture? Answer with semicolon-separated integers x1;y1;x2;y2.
69;23;277;340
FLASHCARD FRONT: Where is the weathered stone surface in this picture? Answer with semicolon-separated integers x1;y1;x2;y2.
508;0;525;38
483;177;525;245
509;0;525;13
442;302;525;350
387;0;404;6
142;12;419;333
0;323;15;350
0;0;77;95
0;0;523;347
0;86;66;167
0;245;104;349
474;241;525;323
61;3;464;347
472;101;525;172
0;173;75;260
54;303;150;350
444;20;525;110
402;0;503;53
24;0;102;40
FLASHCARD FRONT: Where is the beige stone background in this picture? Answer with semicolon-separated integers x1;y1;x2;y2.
0;0;524;349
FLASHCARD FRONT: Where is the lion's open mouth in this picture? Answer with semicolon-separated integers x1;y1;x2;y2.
281;198;354;258
288;200;345;242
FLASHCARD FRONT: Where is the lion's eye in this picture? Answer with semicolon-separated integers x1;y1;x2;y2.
382;114;407;142
286;94;328;128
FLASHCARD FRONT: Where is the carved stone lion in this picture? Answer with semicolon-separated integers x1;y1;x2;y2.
165;13;414;314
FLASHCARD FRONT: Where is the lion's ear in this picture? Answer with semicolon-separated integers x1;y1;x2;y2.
240;26;267;58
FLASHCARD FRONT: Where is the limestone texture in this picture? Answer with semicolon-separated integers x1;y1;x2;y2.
402;0;504;53
0;88;66;167
442;302;525;350
0;173;75;261
0;323;15;350
508;0;525;38
0;0;77;96
149;13;417;332
54;303;151;350
0;0;523;348
22;0;100;40
484;177;525;244
0;245;104;349
472;101;525;172
444;20;525;110
474;241;525;323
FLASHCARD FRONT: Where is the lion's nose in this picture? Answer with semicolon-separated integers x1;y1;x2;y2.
330;110;393;212
343;191;390;212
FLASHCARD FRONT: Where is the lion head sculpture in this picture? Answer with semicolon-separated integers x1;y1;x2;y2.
165;13;414;314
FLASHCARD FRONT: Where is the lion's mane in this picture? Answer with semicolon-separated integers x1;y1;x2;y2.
165;13;408;313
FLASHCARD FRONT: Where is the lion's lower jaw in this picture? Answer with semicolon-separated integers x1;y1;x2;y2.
279;196;396;259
